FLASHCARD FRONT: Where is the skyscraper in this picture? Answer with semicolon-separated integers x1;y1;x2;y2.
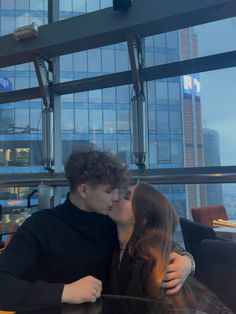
203;127;223;205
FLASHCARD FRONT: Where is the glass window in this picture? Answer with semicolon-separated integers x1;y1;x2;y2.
103;110;116;133
60;55;73;72
88;49;101;73
154;33;166;48
60;0;72;12
148;110;156;131
156;81;168;104
196;17;236;57
75;91;88;103
87;0;99;13
30;141;43;165
118;139;131;164
145;52;155;67
115;49;129;72
0;109;14;133
75;109;89;133
158;141;170;162
89;109;102;132
157;111;169;134
171;141;184;163
61;109;74;132
15;77;30;90
168;82;181;104
103;87;116;104
30;109;42;132
146;81;155;104
117;110;130;131
16;0;29;10
15;148;30;166
102;49;115;73
30;0;44;11
170;111;182;134
15;109;29;132
117;85;130;103
16;14;30;29
74;51;88;72
166;31;179;49
89;90;102;103
1;17;15;35
72;0;86;12
101;0;112;9
149;139;157;164
154;52;167;66
1;0;14;9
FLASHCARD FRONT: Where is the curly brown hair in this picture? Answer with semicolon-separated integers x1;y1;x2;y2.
65;150;130;192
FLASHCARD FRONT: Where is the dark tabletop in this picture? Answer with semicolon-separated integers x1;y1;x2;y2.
17;295;207;314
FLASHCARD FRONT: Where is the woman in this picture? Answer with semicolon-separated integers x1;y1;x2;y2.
108;183;232;313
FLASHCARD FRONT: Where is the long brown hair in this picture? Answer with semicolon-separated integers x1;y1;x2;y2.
128;182;178;298
126;183;229;311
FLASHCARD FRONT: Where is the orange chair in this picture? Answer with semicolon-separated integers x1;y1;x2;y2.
191;205;228;227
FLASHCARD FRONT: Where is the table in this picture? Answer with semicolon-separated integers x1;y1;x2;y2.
17;295;208;314
213;220;236;241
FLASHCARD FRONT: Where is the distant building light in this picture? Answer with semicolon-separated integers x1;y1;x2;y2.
13;22;38;41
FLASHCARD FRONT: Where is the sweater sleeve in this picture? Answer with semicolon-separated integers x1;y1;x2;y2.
0;213;64;311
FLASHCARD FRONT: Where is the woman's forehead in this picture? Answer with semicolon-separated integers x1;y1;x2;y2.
118;185;135;195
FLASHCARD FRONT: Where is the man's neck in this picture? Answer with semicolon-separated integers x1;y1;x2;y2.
69;192;88;211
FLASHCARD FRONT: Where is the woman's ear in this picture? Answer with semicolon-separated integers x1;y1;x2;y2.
77;184;88;199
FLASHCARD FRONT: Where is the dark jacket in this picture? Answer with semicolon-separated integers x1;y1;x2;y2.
0;197;117;311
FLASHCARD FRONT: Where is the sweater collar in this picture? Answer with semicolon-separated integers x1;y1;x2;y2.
62;194;106;223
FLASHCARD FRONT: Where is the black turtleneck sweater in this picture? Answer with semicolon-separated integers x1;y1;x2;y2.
0;197;117;311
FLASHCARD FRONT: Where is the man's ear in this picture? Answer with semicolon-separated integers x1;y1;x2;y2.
77;184;88;199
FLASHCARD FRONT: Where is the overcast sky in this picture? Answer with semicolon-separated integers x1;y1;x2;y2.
196;17;236;166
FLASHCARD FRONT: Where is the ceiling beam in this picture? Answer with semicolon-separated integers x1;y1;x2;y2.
0;0;235;67
1;50;235;104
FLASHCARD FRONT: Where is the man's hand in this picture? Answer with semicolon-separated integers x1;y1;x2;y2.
62;275;102;304
161;252;192;295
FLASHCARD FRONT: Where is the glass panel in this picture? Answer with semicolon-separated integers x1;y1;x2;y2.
117;110;130;131
144;18;236;67
60;43;130;82
0;99;43;173
0;1;47;36
75;109;89;133
0;109;14;133
15;109;30;132
103;110;116;133
89;109;103;132
61;109;74;132
1;0;14;10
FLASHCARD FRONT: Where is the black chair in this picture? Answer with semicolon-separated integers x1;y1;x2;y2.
179;217;216;264
196;239;236;312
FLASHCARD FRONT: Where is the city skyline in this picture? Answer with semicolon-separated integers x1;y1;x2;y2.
197;17;236;166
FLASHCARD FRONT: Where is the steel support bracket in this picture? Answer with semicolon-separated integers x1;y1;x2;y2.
33;54;54;172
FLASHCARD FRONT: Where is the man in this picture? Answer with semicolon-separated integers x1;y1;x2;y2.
0;150;192;311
